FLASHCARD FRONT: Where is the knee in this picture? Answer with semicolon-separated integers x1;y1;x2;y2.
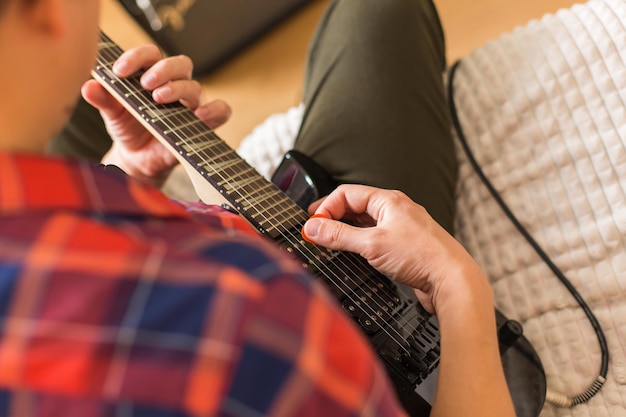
330;0;446;67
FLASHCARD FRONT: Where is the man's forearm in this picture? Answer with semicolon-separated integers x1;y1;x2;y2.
429;275;516;417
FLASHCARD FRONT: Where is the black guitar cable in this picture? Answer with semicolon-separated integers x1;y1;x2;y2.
446;60;609;407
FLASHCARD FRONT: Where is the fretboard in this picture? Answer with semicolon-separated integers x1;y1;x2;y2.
92;32;444;400
93;31;307;239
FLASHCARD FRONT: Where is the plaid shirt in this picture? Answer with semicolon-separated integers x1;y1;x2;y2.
0;154;405;417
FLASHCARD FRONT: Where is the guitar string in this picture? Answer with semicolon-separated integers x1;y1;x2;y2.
94;44;427;358
96;40;434;358
158;95;434;356
93;50;425;362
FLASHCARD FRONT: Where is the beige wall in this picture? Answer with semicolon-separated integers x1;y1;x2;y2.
100;0;580;148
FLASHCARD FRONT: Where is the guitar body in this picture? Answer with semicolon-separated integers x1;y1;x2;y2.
93;32;546;417
272;151;547;416
271;150;337;209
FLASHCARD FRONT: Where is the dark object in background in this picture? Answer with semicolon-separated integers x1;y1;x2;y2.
118;0;312;76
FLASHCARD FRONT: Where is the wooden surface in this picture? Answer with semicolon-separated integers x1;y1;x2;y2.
99;0;580;149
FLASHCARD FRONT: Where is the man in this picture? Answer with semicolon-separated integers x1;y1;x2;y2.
52;0;458;233
0;0;515;416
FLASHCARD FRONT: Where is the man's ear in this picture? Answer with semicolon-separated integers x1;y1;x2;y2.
22;0;67;37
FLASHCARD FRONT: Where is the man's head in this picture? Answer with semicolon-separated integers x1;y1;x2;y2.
0;0;100;152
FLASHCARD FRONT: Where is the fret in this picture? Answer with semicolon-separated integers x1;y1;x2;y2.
199;157;244;174
163;118;205;134
174;132;219;147
237;189;290;210
146;106;190;121
124;88;150;100
115;83;151;100
269;211;307;229
251;198;302;222
238;189;286;208
221;159;256;174
236;191;301;217
240;185;281;203
237;186;285;207
272;210;308;228
261;219;302;237
174;132;212;148
97;49;117;68
96;57;118;67
227;174;271;190
191;144;235;160
217;166;259;185
178;138;222;154
241;171;268;184
169;125;211;143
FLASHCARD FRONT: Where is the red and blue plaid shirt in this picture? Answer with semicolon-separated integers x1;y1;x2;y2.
0;154;405;417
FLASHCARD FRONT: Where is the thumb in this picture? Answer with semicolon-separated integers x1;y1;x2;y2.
81;80;125;118
302;215;366;254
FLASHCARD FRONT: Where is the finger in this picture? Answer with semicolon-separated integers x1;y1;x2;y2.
194;100;232;128
313;184;383;221
301;213;328;243
152;79;203;108
113;44;163;78
307;195;375;226
302;215;370;255
306;196;327;215
139;54;194;90
81;80;126;118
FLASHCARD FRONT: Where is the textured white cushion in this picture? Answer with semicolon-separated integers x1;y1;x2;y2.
449;1;626;416
237;103;304;181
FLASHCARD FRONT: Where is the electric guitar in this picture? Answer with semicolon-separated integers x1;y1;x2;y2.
93;31;547;416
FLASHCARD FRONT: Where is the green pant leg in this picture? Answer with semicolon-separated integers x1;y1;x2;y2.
294;0;457;233
47;96;112;162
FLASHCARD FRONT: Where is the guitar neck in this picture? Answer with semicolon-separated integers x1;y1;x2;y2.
92;30;452;416
93;31;306;239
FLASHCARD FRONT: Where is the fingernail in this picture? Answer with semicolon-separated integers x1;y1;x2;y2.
113;60;129;76
153;86;171;101
195;106;210;120
197;101;231;122
142;73;157;88
301;214;328;243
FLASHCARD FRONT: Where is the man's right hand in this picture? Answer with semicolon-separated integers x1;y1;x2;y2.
301;184;491;315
